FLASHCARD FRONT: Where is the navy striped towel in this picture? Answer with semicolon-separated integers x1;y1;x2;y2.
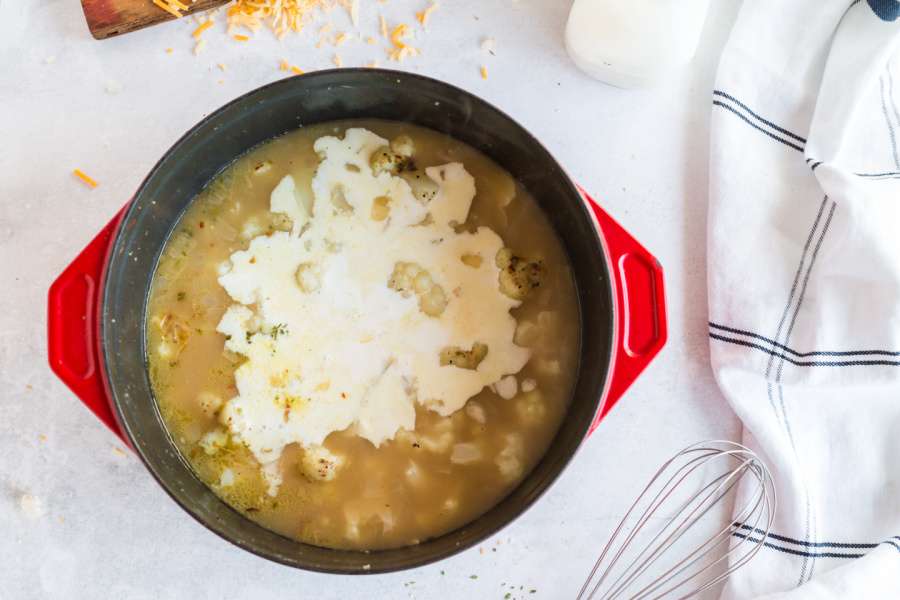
709;1;900;597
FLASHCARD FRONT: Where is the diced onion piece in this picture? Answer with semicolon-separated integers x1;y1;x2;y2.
465;401;486;424
451;442;482;464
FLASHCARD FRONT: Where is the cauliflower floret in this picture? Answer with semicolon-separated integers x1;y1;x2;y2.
496;248;544;300
496;433;524;482
198;392;224;416
369;145;413;176
440;343;488;370
493;375;517;399
300;445;344;482
400;170;440;204
388;261;448;317
218;468;235;487
390;134;415;157
536;358;562;376
199;428;229;455
516;390;547;425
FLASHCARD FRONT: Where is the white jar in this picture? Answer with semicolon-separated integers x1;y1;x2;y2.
565;0;711;88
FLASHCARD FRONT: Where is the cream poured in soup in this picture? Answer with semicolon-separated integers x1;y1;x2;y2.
147;120;579;550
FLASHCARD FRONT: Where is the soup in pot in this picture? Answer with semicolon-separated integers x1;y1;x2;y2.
147;120;580;550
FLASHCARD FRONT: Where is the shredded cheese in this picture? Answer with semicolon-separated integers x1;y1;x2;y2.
218;62;227;71
279;59;291;71
416;2;438;26
334;31;351;45
480;65;488;80
152;0;183;19
73;169;98;189
333;53;343;67
194;38;207;55
165;47;174;54
192;19;214;38
379;15;388;38
233;33;250;41
168;0;189;11
388;23;418;62
225;0;335;40
291;66;305;75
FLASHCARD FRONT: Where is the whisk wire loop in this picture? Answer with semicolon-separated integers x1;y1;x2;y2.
577;441;776;600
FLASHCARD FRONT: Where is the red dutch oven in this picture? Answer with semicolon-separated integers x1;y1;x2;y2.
47;70;666;573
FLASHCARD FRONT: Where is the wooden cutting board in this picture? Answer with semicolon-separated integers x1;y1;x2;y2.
81;0;228;39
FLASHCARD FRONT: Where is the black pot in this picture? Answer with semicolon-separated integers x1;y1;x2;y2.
48;69;666;573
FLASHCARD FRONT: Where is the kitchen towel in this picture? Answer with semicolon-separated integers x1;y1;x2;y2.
708;1;900;598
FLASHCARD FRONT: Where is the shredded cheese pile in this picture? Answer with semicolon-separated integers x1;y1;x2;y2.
224;0;351;39
150;0;495;75
153;0;187;19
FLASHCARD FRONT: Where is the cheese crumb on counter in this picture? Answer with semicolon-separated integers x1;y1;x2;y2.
19;494;44;519
416;2;439;26
73;169;98;189
192;19;214;38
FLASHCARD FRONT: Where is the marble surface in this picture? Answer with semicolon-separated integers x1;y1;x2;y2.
0;0;742;598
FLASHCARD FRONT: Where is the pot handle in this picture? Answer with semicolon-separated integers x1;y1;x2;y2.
580;190;667;432
48;211;127;442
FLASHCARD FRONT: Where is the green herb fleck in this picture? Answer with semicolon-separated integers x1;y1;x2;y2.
245;331;253;344
440;570;445;576
530;590;537;594
176;291;186;301
271;323;288;340
470;575;478;580
504;594;511;600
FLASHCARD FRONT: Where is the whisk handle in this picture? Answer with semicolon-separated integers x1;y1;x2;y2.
580;190;667;431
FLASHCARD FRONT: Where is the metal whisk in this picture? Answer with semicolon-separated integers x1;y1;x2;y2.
577;440;776;600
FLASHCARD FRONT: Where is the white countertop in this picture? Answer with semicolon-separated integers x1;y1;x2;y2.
1;1;742;598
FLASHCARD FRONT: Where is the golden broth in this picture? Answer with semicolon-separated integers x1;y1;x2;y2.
147;120;580;550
